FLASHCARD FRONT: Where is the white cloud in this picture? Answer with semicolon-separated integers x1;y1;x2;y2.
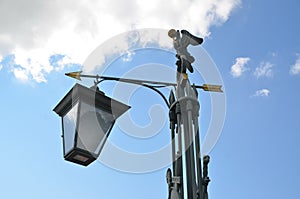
57;57;75;71
290;55;300;75
254;62;273;78
230;57;250;77
0;0;241;83
13;68;29;82
253;89;270;97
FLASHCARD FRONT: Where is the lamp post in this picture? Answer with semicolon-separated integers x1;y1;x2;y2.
53;29;223;198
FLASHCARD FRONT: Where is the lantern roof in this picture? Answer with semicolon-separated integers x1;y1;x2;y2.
53;83;130;119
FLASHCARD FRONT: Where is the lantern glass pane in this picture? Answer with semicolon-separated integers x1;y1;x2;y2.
77;102;115;154
62;102;79;154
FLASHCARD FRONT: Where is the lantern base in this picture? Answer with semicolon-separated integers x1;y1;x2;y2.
64;148;97;166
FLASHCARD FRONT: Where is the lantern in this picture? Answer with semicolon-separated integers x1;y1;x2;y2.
53;83;130;166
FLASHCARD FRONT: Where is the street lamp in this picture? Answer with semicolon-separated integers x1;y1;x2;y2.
53;29;223;198
53;83;130;166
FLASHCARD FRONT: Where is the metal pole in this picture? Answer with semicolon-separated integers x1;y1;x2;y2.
175;103;183;198
202;156;210;199
169;90;177;174
194;116;203;199
191;85;204;199
183;107;198;198
174;79;198;199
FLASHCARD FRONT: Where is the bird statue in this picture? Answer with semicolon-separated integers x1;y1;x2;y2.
168;29;203;82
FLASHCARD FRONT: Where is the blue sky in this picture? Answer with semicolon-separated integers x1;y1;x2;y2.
0;0;300;199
